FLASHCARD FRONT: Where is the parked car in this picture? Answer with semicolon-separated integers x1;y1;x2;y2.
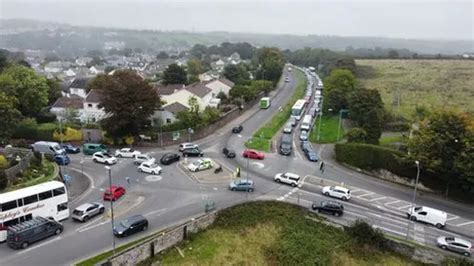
274;172;301;187
53;154;70;165
92;152;117;165
179;143;198;152
283;122;293;134
182;148;204;157
309;107;318;118
113;215;148;237
300;141;312;153
62;143;80;154
232;125;243;133
242;149;265;160
138;161;162;175
115;148;141;158
134;153;155;165
33;141;66;156
312;201;344;217
285;77;290;82
83;143;108;155
7;217;63;249
229;179;254;192
322;186;351;201
437;236;472;256
305;150;319;162
160;153;180;165
407;206;447;229
187;158;213;172
103;185;126;201
299;130;309;141
222;147;236;158
72;202;105;222
289;117;297;127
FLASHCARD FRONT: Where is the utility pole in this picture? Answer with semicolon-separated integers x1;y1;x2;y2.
105;166;116;256
405;161;420;240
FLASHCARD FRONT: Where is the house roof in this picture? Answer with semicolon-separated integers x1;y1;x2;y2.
69;77;92;89
52;95;83;109
185;82;212;98
85;89;102;103
218;78;235;88
163;102;188;114
155;84;185;96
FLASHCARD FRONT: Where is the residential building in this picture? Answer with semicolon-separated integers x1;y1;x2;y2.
151;102;189;126
63;77;92;98
82;90;106;123
50;95;84;120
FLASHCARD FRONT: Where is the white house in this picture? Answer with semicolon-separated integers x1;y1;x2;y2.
62;77;92;99
205;78;235;98
160;88;206;111
82;90;106;123
151;102;189;126
64;69;76;77
50;95;84;120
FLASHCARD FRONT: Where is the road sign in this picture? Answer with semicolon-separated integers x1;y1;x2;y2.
173;131;180;141
64;174;72;183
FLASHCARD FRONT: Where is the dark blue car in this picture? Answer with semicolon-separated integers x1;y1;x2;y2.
305;150;319;162
54;154;70;165
63;143;80;154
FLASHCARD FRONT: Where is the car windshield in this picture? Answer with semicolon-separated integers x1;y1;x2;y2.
192;161;201;166
150;164;158;168
120;219;131;228
445;237;455;242
414;206;422;211
73;210;84;215
104;153;112;158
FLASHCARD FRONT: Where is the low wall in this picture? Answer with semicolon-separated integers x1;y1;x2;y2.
101;212;217;266
0;147;33;181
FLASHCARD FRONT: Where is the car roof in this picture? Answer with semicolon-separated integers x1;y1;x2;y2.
283;172;300;178
332;186;349;192
126;215;146;223
322;200;342;206
451;237;472;247
418;206;447;216
75;203;94;211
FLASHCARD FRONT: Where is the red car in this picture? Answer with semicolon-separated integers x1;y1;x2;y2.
242;149;265;160
103;185;126;201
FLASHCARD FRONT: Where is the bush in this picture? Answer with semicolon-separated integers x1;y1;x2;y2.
0;171;8;190
36;123;58;141
346;127;368;143
346;220;388;250
36;111;57;123
0;155;8;169
384;121;410;132
53;127;82;142
335;143;416;179
13;118;38;139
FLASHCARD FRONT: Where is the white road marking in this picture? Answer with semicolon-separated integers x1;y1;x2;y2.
453;220;474;227
413;223;425;244
356;192;374;198
344;210;368;219
446;215;459;221
397;204;412;210
368;196;387;202
384;200;400;206
77;219;110;233
18;236;62;254
75;216;105;231
350;189;361;193
373;225;405;236
144;208;168;217
251;162;265;168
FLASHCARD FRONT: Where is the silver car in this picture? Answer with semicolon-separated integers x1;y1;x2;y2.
283;122;293;134
437;236;472;256
72;202;105;222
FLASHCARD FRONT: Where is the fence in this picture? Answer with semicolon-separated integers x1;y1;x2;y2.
0;147;34;181
100;211;218;266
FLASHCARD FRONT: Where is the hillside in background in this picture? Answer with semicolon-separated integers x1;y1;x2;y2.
356;59;474;118
0;19;472;57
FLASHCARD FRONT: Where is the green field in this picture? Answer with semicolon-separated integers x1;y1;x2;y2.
309;115;343;143
246;69;307;151
356;59;474;118
146;201;419;266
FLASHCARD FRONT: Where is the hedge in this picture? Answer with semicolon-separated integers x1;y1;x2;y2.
335;143;416;179
13;120;58;141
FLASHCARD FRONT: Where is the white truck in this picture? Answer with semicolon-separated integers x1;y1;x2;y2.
407;206;447;228
300;114;313;131
32;141;66;156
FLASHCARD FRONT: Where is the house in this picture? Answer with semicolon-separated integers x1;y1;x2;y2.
212;59;225;72
50;95;84;120
159;86;206;111
228;52;241;62
151;102;189;126
184;82;213;107
82;90;106;123
44;61;64;74
88;66;105;75
63;77;92;98
64;69;76;77
154;84;185;96
205;78;234;98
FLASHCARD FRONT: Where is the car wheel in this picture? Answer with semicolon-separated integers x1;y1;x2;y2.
93;158;97;162
248;188;254;192
435;223;443;229
99;208;105;214
342;196;347;201
334;212;340;217
463;252;470;257
317;209;321;213
291;183;297;187
55;228;62;235
231;187;237;191
276;179;281;183
117;154;122;158
21;242;29;249
324;192;329;196
142;225;147;231
200;154;203;157
83;216;89;222
440;245;447;250
410;216;417;221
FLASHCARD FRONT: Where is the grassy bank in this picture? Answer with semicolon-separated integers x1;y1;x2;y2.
309;115;343;143
4;160;56;192
246;69;307;151
356;59;474;118
145;201;419;265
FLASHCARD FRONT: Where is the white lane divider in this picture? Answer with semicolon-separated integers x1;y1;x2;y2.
396;204;412;210
446;215;459;221
454;220;474;227
144;208;168;217
384;200;400;206
368;196;387;202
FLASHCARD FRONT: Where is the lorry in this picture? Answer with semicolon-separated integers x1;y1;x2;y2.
260;97;270;109
32;141;66;156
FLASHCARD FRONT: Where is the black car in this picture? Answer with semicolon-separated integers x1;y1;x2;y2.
113;215;148;237
222;147;236;158
182;148;204;157
160;153;180;165
300;141;312;153
232;125;243;133
311;201;344;217
63;143;80;154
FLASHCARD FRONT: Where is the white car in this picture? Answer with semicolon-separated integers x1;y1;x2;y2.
179;143;199;152
115;148;141;158
92;152;117;165
134;153;155;165
322;186;351;201
274;172;301;187
187;159;213;172
138;161;162;175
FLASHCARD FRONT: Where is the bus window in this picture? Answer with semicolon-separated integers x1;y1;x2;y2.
24;194;39;205
39;191;53;200
53;187;65;196
2;200;18;211
57;202;68;212
17;198;24;207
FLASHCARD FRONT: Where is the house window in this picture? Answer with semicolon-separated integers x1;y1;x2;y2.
88;103;93;108
166;119;172;124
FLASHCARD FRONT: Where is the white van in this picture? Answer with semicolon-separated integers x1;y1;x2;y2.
407;206;447;228
32;141;66;156
178;143;198;152
300;115;312;131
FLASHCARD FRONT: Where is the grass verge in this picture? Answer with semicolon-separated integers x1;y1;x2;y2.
144;201;419;265
5;160;56;192
246;69;307;151
309;115;342;143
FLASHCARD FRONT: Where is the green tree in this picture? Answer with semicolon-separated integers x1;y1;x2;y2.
256;47;285;83
348;88;384;144
323;68;356;112
188;96;200;115
187;59;203;76
223;64;249;84
0;92;21;144
388;50;399;59
202;107;220;124
408;110;473;193
0;65;49;117
96;70;161;139
46;78;62;105
250;80;273;94
0;51;8;72
229;84;256;102
346;128;368;143
163;63;187;85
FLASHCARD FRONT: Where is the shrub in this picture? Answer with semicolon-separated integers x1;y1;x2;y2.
13;118;38;139
36;123;58;141
53;127;82;142
335;142;416;178
346;127;368;143
0;171;8;190
0;155;8;169
346;220;388;250
384;121;410;132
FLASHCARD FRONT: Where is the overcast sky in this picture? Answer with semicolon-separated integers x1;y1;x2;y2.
1;0;472;40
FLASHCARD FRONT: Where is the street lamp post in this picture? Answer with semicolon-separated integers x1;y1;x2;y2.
405;160;421;240
246;140;251;199
105;166;116;256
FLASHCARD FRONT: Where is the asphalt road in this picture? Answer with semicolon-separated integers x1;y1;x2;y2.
0;66;472;265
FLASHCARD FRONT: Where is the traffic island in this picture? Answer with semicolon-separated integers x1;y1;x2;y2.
178;159;233;184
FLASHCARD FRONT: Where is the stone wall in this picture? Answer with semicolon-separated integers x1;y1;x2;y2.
102;212;217;266
0;147;33;181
